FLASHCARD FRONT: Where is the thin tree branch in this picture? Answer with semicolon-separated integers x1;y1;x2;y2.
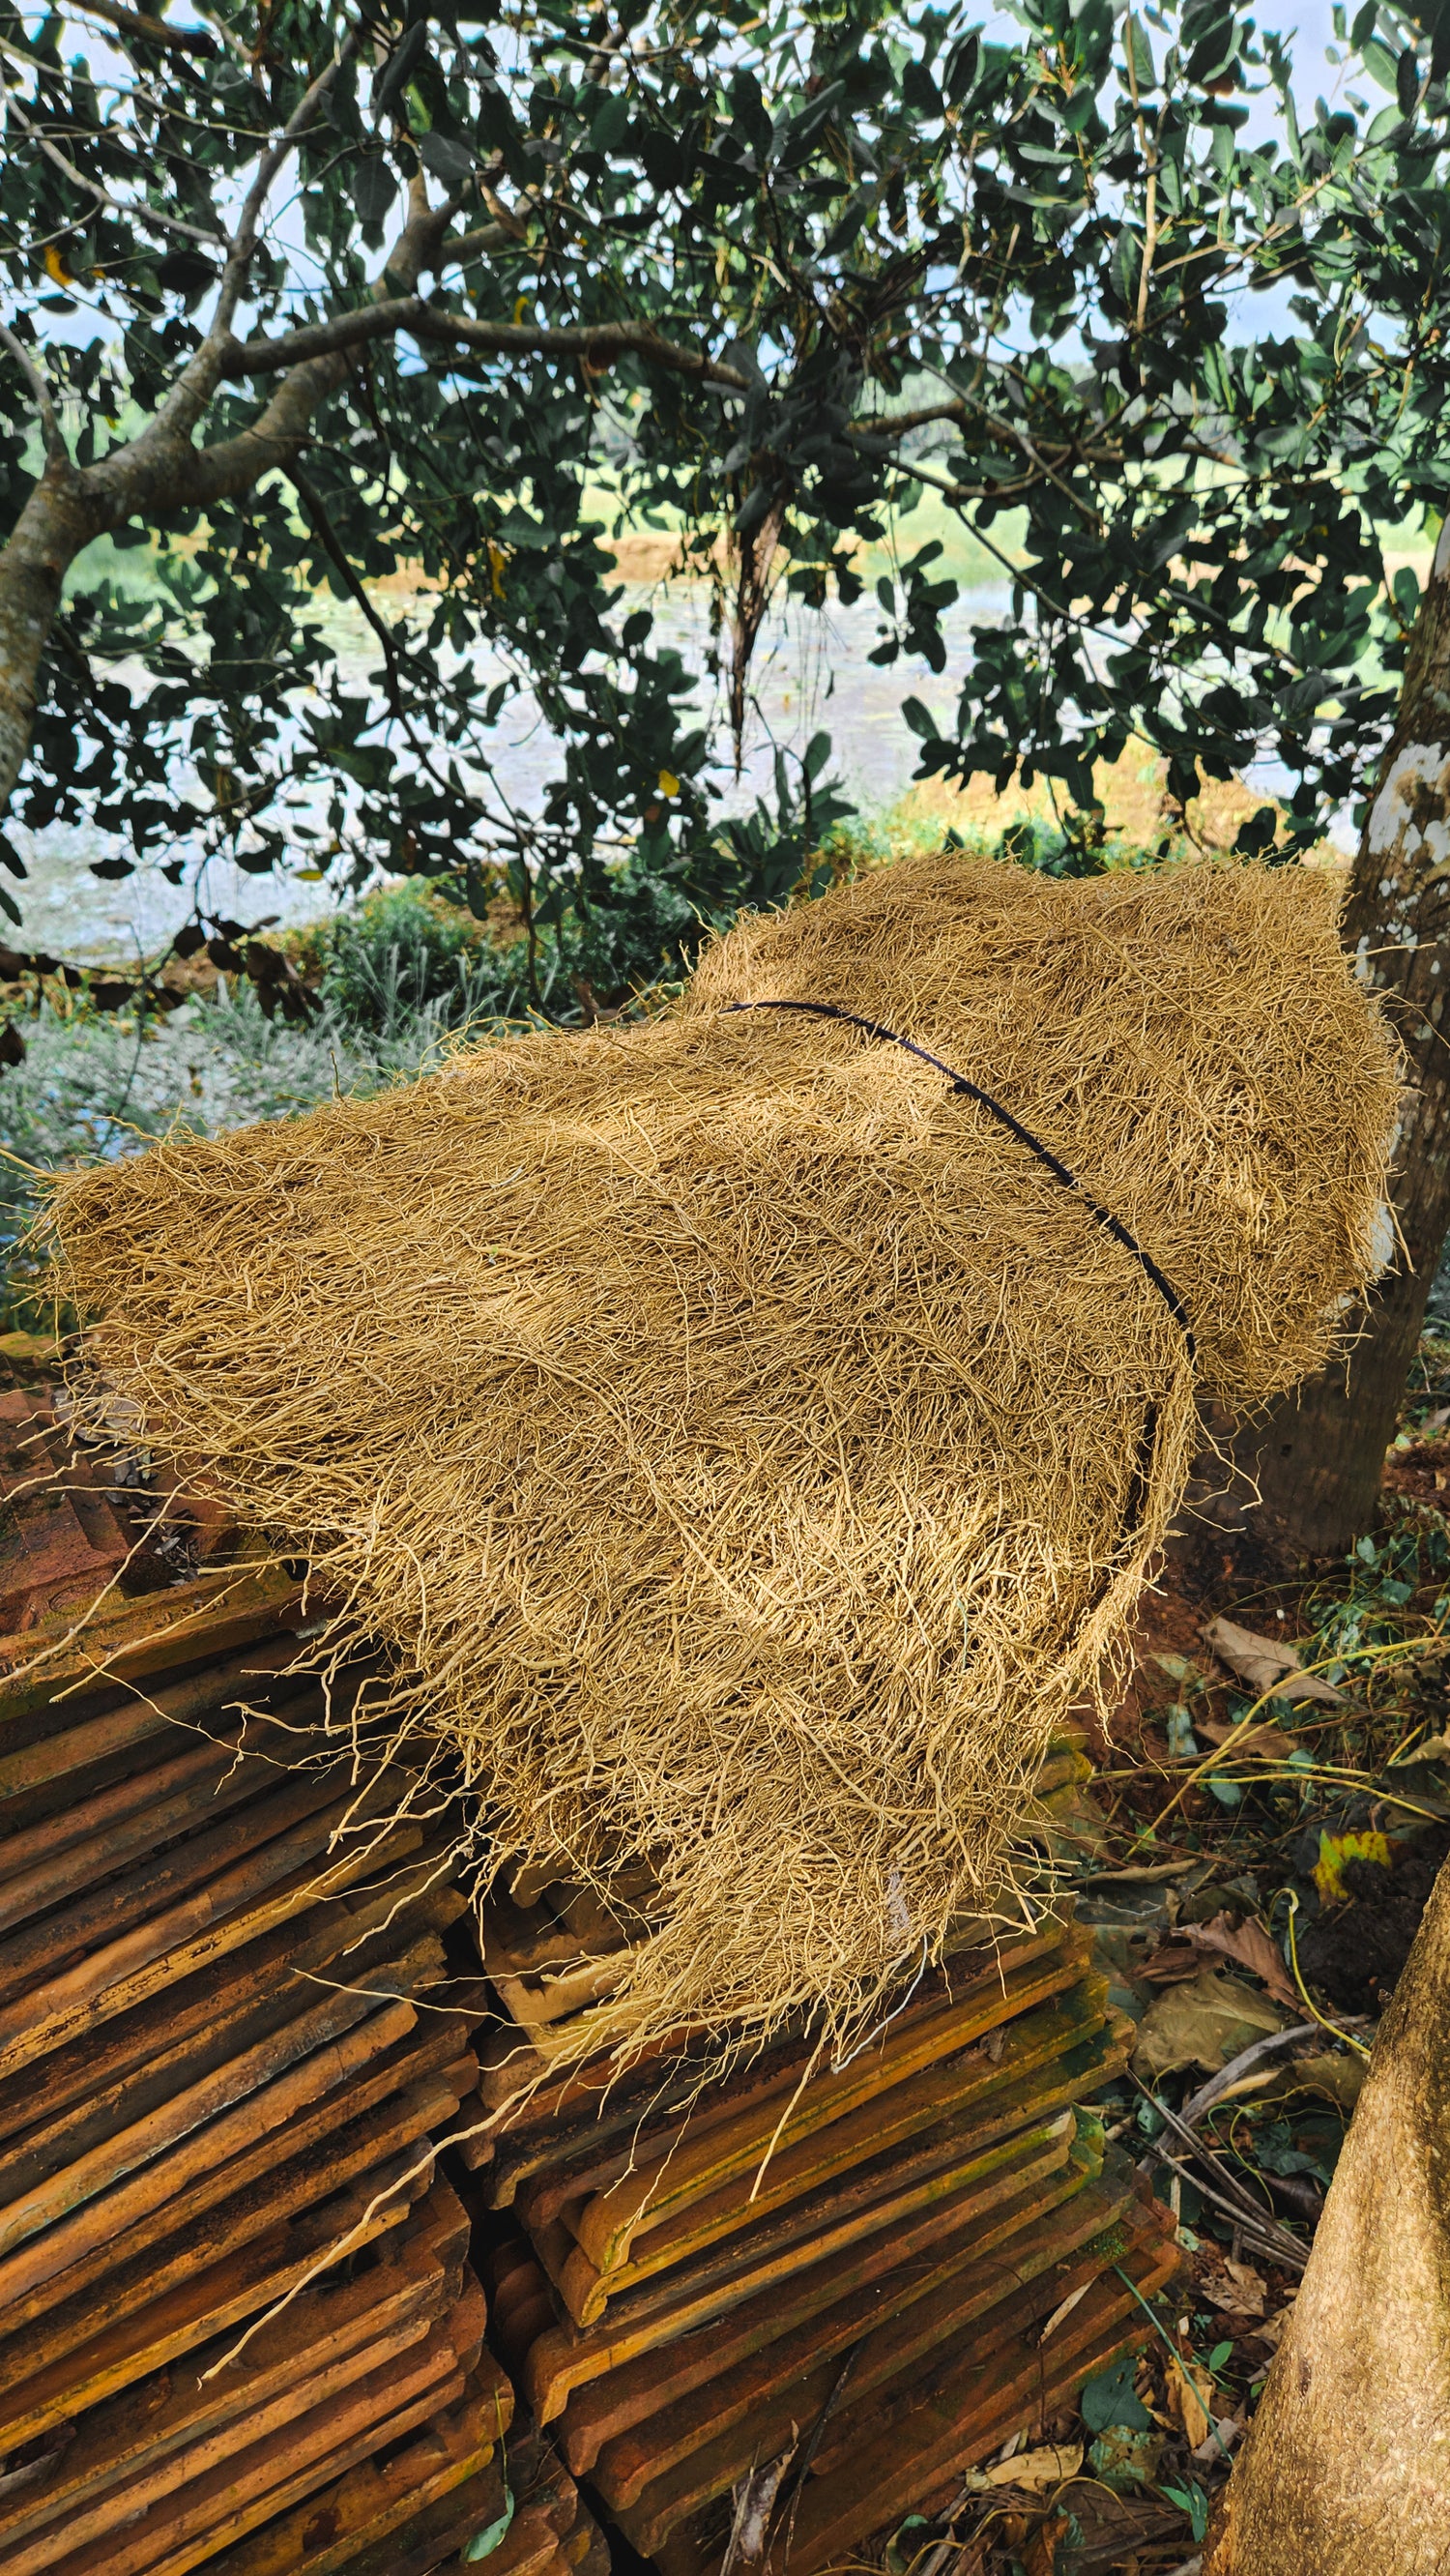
218;300;754;390
213;26;362;340
67;0;217;56
108;187;474;515
0;324;66;463
429;310;748;390
847;385;1123;479
1179;2023;1324;2126
435;220;515;268
6;99;227;248
884;453;1044;508
1130;2074;1312;2270
849;398;970;440
584;20;631;82
133;25;363;461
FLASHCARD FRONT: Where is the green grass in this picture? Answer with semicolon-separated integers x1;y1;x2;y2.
0;973;478;1332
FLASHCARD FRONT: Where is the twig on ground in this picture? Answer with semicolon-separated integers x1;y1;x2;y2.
1177;2023;1322;2126
1130;2072;1310;2269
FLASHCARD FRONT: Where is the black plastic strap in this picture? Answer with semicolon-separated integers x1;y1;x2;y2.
725;995;1196;1363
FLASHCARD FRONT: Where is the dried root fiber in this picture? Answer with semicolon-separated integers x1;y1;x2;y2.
47;856;1399;2066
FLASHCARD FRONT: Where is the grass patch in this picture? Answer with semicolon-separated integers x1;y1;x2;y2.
0;977;473;1332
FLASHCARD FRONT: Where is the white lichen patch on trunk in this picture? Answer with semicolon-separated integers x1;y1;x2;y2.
1368;741;1450;869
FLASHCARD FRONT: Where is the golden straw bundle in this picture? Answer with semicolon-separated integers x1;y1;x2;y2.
47;856;1398;2065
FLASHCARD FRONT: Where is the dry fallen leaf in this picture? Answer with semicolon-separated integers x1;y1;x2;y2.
1200;1712;1305;1759
1391;1731;1450;1766
1141;1939;1204;1986
1182;1911;1299;2012
964;2444;1084;2494
1203;1614;1348;1707
1253;2048;1366;2116
1021;2524;1063;2576
1165;2352;1214;2449
1131;1967;1287;2080
1198;2257;1267;2318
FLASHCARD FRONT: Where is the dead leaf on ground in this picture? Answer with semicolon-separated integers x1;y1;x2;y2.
1182;1912;1298;2012
1048;2482;1185;2569
1131;1968;1288;2081
963;2443;1083;2494
1252;2048;1366;2116
722;2444;796;2570
1197;2257;1267;2318
943;2542;990;2576
1021;2522;1063;2576
1200;1712;1305;1758
1140;1939;1204;1986
1390;1730;1450;1766
1164;2353;1214;2449
1203;1615;1348;1707
1086;2424;1168;2485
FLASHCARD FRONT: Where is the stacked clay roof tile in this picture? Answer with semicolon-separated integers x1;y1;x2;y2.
0;1373;1174;2574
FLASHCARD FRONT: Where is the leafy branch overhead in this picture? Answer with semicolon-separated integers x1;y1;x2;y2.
0;0;1449;968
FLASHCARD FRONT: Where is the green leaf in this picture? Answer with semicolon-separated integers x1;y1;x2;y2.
900;59;942;120
1360;36;1400;88
1234;805;1278;856
1127;14;1157;90
463;2490;515;2561
1081;2356;1151;2433
1163;2480;1211;2543
1396;44;1420;114
352;156;397;223
590;92;630;154
372;22;429;117
418;132;475;188
943;32;979;102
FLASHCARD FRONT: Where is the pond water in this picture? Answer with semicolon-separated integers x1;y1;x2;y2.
17;582;1015;961
17;571;1339;961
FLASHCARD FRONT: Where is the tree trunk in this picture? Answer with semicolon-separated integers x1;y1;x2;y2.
1225;523;1450;1558
0;456;99;812
1204;1857;1450;2573
0;179;453;834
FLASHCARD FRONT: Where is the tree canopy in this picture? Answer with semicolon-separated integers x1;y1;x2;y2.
2;0;1449;995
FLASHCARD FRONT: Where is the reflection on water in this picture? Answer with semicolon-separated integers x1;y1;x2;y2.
16;585;1010;960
